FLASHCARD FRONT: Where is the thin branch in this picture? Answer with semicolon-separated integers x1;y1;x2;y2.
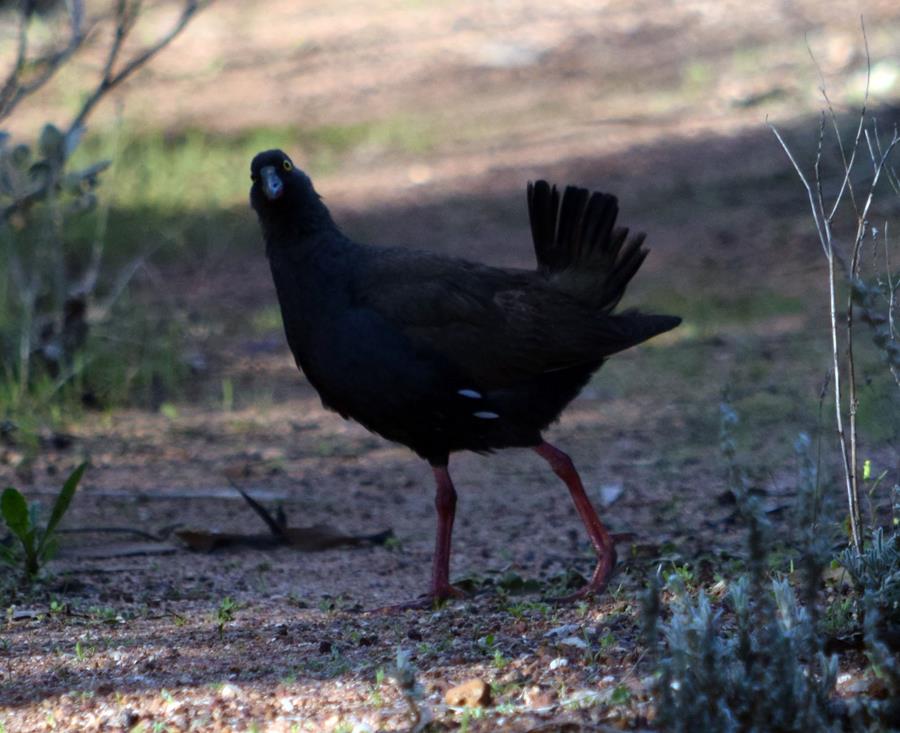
770;24;880;553
768;121;828;255
825;228;860;552
0;0;86;122
0;4;31;114
90;251;157;323
806;29;869;224
822;88;864;224
773;108;858;549
67;0;203;136
76;120;122;297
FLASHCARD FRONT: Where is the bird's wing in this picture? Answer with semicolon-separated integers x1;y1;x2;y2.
352;248;658;388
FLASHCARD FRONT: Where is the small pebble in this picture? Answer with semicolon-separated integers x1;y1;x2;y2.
445;678;491;707
219;683;240;700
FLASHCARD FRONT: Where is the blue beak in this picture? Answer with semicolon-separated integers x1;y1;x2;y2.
261;166;283;200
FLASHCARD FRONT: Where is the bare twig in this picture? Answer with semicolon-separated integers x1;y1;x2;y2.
768;18;900;553
67;0;203;136
91;251;155;323
73;106;124;298
0;5;31;115
768;123;828;253
769;120;861;552
1;1;209;391
0;0;86;122
804;25;869;226
772;19;900;554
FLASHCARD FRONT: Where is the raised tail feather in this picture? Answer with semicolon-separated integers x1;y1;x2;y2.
601;312;682;355
527;180;649;313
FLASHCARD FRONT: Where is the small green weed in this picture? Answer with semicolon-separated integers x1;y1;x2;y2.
369;667;385;707
215;597;237;637
609;684;631;706
74;639;95;662
0;462;86;580
505;599;550;619
492;648;509;670
820;596;856;638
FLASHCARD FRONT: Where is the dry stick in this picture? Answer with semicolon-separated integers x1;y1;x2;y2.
818;21;896;552
810;119;858;549
769;121;862;552
808;22;869;552
768;20;884;553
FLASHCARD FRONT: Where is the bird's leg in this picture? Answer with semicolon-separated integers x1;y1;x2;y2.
372;464;465;613
534;441;617;600
429;464;464;600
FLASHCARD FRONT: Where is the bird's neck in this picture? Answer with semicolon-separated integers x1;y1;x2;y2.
261;200;341;257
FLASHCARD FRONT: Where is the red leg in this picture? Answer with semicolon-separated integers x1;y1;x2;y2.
429;465;463;599
534;441;617;600
372;465;465;612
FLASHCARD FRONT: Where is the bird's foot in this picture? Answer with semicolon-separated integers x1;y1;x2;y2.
549;551;617;604
370;584;466;614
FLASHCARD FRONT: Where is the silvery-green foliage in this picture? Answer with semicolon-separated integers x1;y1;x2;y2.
841;528;900;626
0;123;110;381
646;413;841;732
0;124;108;221
850;274;900;378
649;572;839;733
860;596;900;727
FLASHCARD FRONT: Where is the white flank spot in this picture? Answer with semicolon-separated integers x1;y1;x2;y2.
473;411;500;419
457;389;482;399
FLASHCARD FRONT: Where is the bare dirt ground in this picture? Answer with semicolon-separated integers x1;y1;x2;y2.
2;1;900;731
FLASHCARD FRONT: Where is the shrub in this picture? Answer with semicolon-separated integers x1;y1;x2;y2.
0;0;205;412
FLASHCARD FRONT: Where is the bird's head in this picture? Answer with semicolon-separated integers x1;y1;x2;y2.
250;149;308;205
250;149;335;239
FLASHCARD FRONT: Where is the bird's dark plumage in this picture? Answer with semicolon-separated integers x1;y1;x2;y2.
250;149;680;606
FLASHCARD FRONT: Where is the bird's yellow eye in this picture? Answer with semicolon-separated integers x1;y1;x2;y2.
282;159;293;172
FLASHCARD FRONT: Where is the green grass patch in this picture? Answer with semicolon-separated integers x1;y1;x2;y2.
73;116;440;211
250;305;284;335
644;286;806;335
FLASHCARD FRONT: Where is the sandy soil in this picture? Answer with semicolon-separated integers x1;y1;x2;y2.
2;1;899;731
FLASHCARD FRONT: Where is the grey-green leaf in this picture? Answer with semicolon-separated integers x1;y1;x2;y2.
38;123;65;164
10;144;31;169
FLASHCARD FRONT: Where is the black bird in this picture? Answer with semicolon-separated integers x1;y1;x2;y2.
250;149;680;606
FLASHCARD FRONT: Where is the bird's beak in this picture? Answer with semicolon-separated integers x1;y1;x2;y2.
260;166;284;200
